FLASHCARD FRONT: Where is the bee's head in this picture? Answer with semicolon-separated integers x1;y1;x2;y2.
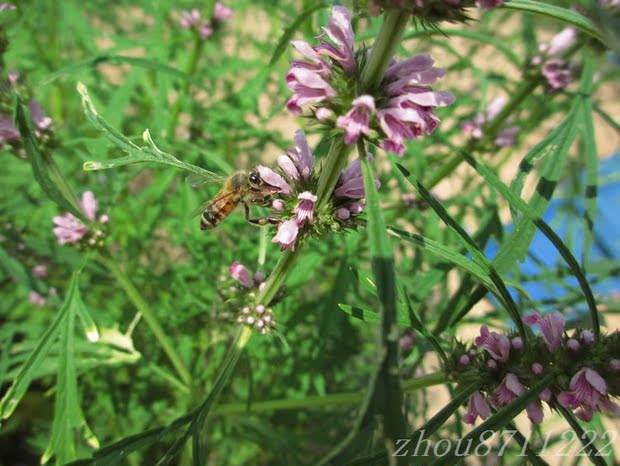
248;169;263;189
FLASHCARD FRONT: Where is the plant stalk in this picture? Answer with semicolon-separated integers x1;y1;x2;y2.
98;253;192;387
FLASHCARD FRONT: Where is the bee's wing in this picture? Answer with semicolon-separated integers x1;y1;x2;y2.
185;171;227;189
190;190;239;218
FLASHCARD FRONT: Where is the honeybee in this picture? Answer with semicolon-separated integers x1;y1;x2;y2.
189;169;276;230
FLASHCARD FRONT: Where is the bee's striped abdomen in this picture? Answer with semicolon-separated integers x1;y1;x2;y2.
200;195;240;230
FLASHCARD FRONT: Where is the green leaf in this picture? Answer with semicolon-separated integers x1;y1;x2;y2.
0;273;78;419
0;245;32;289
42;273;99;465
268;3;328;66
77;83;223;180
503;0;606;46
15;97;84;220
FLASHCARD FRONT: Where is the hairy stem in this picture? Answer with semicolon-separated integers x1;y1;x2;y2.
98;253;192;386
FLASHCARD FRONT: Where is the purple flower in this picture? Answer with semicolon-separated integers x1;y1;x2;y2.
532;363;544;375
28;291;46;307
557;367;620;421
229;261;254;288
286;67;336;115
272;219;299;250
199;23;214;39
272;199;285;211
461;97;518;148
179;9;201;28
52;191;105;245
315;107;334;122
539;27;577;57
0;115;20;147
541;59;575;90
28;101;52;132
464;391;491;425
213;3;233;22
492;373;543;424
511;337;523;351
294;192;317;225
336;208;350;220
334;159;364;199
32;264;48;278
459;354;471;365
337;95;375;145
256;165;292;195
315;6;356;74
581;329;595;345
567;338;580;352
610;359;620;372
523;311;564;352
474;325;511;362
277;130;314;182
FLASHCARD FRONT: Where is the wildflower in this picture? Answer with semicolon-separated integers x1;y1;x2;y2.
523;311;564;352
492;373;543;423
581;329;595;345
1;99;52;147
334;159;364;199
294;192;317;225
532;363;544;375
0;115;19;147
459;354;471;365
610;359;620;372
28;291;46;307
237;304;276;334
178;3;232;40
464;391;491;425
461;97;519;148
277;130;314;182
532;28;578;90
272;219;299;250
337;95;375;145
285;6;453;155
229;261;254;288
511;336;523;351
567;338;580;352
475;325;511;362
52;191;107;246
557;367;620;421
32;264;47;278
256;166;292;195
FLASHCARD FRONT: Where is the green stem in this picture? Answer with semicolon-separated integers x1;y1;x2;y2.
214;372;447;415
359;10;410;92
167;36;205;138
315;138;351;210
98;253;192;387
256;247;303;306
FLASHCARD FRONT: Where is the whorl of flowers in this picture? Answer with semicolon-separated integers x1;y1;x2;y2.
461;97;519;148
257;130;367;251
366;0;503;21
531;27;578;91
179;3;233;39
52;191;108;247
447;311;619;425
286;6;454;156
236;305;276;334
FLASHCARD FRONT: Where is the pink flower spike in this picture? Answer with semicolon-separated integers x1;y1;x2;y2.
523;311;565;352
464;391;491;425
557;367;619;421
256;165;292;195
318;6;356;74
294;192;317;225
474;325;511;362
337;95;375;145
229;261;254;288
272;219;299;250
213;2;233;22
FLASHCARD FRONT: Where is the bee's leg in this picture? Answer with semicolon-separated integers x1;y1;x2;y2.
243;203;279;226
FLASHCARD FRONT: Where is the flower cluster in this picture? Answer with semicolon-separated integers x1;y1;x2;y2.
366;0;503;21
256;130;367;251
236;304;276;334
531;27;578;91
461;97;519;148
448;312;619;426
1;71;53;150
179;3;233;39
52;191;108;247
286;6;454;156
